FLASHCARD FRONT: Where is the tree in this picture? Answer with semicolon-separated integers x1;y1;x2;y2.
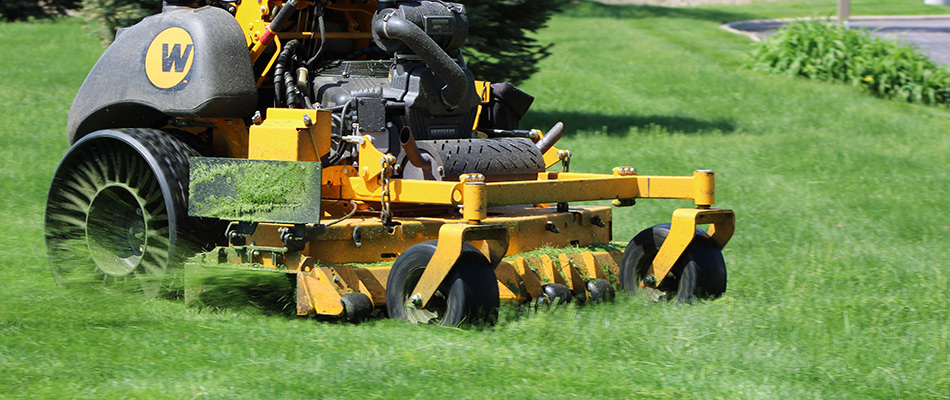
462;0;569;84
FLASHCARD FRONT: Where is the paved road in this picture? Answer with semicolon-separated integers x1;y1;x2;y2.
724;16;950;65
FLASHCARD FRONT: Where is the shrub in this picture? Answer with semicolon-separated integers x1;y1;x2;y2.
747;19;950;106
78;0;161;44
0;0;78;22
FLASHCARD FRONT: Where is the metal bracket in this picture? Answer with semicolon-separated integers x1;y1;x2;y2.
413;223;510;308
646;208;735;288
279;223;326;252
226;221;259;246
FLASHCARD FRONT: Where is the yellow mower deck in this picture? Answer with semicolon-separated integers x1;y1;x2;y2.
187;161;735;319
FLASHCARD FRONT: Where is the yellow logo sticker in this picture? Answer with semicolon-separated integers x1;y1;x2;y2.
145;27;195;89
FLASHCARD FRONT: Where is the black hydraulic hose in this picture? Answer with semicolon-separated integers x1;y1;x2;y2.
304;7;327;67
274;40;301;106
373;14;468;109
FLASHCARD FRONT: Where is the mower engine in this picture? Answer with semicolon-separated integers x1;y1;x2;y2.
273;0;545;181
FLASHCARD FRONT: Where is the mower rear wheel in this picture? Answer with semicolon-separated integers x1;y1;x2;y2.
386;241;499;326
619;224;727;302
45;129;200;298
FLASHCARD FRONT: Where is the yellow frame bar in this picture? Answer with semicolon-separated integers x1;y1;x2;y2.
339;170;717;208
340;136;718;211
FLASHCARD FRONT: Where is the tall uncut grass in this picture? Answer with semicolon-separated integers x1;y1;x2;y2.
748;19;950;106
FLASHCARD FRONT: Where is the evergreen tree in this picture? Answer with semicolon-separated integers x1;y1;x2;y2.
462;0;569;84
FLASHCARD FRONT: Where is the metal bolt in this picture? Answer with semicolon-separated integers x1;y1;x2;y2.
643;274;657;286
461;173;485;183
410;293;423;307
303;114;313;127
591;215;605;228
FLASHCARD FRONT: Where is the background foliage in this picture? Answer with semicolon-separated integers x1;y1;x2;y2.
747;19;950;106
77;0;161;44
0;0;77;21
462;0;570;84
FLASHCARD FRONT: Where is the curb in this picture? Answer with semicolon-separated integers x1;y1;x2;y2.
720;15;950;41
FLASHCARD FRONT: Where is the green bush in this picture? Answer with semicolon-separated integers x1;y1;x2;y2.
78;0;161;44
747;19;950;106
0;0;78;22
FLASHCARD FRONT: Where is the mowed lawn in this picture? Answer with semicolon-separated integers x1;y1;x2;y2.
2;1;949;398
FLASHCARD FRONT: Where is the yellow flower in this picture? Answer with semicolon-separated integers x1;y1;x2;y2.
863;76;874;83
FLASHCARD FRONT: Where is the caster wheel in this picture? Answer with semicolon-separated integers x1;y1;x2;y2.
619;224;727;302
386;240;499;326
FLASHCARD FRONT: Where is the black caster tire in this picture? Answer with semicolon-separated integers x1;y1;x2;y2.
386;240;499;326
619;223;727;302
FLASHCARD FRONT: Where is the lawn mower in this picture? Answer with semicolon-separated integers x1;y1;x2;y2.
45;0;735;325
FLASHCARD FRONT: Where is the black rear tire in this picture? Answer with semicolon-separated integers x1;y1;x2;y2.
45;129;204;298
619;224;727;302
386;240;499;326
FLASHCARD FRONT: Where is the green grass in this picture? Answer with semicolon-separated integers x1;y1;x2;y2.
3;2;950;398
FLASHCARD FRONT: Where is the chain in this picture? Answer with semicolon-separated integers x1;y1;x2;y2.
380;156;394;230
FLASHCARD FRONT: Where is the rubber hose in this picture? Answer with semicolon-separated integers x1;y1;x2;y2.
373;14;468;108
